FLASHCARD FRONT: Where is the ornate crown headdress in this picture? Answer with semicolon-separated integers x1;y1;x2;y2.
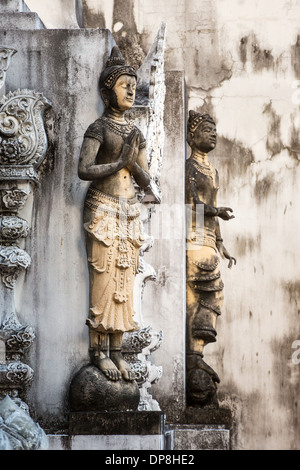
187;110;215;133
99;46;137;90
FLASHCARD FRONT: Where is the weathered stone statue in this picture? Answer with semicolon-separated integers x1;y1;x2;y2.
78;47;150;384
185;110;236;408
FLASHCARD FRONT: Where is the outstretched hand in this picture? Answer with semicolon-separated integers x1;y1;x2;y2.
216;207;235;220
216;241;236;269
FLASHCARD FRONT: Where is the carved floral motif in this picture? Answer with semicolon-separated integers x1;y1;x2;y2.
0;216;29;240
1;188;29;211
6;362;34;385
6;326;35;353
0;90;51;168
0;246;31;289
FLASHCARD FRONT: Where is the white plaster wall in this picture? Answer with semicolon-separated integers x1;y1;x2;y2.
21;0;300;449
26;0;79;28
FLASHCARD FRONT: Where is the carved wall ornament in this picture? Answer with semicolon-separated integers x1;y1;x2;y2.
0;216;29;241
6;362;34;386
0;90;51;169
1;311;22;331
0;165;38;182
0;47;17;90
6;326;35;354
0;244;27;267
0;48;51;426
1;188;29;211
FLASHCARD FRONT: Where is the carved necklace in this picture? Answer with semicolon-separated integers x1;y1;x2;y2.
102;116;134;137
190;157;216;180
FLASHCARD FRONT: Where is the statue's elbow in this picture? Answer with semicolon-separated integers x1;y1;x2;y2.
78;167;88;181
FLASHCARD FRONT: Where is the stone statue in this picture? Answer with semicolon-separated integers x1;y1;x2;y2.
78;47;151;383
185;110;236;407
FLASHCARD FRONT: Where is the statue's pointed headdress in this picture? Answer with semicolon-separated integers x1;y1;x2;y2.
99;46;137;90
187;110;215;133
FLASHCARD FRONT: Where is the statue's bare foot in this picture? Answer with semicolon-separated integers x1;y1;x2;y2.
92;351;121;381
110;351;136;381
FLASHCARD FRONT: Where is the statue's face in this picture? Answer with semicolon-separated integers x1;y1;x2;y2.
111;74;136;111
192;121;217;153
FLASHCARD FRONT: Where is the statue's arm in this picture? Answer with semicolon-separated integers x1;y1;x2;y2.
78;137;126;181
215;218;236;268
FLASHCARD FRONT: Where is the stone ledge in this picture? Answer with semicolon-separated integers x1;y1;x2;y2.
184;407;232;428
0;0;30;13
69;411;166;436
165;424;230;450
0;12;45;30
48;433;165;450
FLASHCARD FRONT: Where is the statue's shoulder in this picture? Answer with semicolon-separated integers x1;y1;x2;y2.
84;118;105;143
185;157;195;173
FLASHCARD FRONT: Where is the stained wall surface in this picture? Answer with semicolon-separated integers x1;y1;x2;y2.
15;0;300;449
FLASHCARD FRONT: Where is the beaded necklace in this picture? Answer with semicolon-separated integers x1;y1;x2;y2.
102;116;134;137
191;157;216;181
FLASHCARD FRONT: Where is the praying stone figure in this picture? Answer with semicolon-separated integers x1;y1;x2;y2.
78;47;150;384
185;111;236;408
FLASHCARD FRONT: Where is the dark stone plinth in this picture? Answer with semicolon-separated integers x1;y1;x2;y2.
69;364;140;412
69;411;166;436
184;407;232;428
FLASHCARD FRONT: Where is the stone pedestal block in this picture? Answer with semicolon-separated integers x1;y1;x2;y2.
65;410;166;450
69;410;165;436
184;407;232;427
166;424;230;450
165;407;232;450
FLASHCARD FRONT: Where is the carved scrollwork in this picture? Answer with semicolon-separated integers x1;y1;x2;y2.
6;326;35;353
127;360;149;385
0;245;31;289
122;326;153;353
1;188;29;211
0;165;37;182
0;89;51;168
6;362;34;386
0;216;29;241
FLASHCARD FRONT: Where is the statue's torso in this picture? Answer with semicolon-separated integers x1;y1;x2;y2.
84;117;145;199
185;157;219;233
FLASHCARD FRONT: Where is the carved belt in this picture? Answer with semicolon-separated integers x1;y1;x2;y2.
84;187;140;219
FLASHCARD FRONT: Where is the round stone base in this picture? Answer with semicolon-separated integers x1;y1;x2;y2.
69;364;140;412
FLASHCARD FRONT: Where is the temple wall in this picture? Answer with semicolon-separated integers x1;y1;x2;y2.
0;25;114;429
8;0;300;449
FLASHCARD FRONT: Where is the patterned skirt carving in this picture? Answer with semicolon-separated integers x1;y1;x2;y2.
84;187;145;333
186;229;224;344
